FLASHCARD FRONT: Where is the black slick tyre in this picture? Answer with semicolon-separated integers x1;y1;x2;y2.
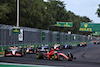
36;52;43;59
67;53;73;61
69;45;72;49
4;50;7;57
77;44;80;47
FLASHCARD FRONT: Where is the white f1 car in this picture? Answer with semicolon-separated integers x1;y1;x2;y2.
5;46;25;57
36;45;49;52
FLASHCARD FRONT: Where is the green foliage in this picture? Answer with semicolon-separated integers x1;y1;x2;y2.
96;4;100;17
0;0;16;25
0;0;92;35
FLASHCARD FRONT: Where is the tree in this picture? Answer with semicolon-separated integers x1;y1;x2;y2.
0;0;92;35
0;0;16;25
96;4;100;17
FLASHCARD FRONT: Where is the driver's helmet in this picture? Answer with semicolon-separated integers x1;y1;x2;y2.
51;48;54;50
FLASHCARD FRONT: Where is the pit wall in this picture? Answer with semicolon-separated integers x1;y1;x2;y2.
0;24;95;46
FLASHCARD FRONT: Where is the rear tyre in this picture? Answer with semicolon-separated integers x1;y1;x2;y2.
36;52;43;59
24;49;26;55
4;50;7;57
20;50;24;57
69;45;72;49
77;44;80;47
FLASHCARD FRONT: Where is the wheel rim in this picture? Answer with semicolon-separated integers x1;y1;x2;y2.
52;54;56;60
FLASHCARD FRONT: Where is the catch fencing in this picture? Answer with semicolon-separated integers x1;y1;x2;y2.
0;24;96;46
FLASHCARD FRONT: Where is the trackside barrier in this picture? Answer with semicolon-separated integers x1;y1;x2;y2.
0;41;90;55
60;41;89;45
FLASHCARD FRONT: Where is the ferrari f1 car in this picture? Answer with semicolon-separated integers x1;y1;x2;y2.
77;42;87;47
26;45;35;54
5;46;25;57
36;49;75;61
94;41;100;44
63;43;72;49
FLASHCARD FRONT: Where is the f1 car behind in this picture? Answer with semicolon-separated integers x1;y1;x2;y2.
5;46;25;57
36;49;76;61
51;44;63;50
36;44;49;52
94;41;100;44
63;43;72;49
26;45;35;54
77;42;87;47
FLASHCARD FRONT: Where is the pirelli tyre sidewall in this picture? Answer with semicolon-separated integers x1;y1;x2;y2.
36;52;43;59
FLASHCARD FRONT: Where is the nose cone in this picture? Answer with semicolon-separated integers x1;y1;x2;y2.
26;50;29;52
12;51;16;55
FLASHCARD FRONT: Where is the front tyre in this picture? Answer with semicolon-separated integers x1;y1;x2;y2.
36;52;43;59
50;54;56;61
67;53;73;61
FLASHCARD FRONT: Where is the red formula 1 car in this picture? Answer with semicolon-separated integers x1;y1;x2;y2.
94;41;100;44
36;49;75;61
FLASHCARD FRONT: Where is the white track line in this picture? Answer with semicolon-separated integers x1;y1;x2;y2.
0;62;62;67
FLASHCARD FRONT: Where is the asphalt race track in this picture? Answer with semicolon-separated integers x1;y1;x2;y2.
0;41;100;67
